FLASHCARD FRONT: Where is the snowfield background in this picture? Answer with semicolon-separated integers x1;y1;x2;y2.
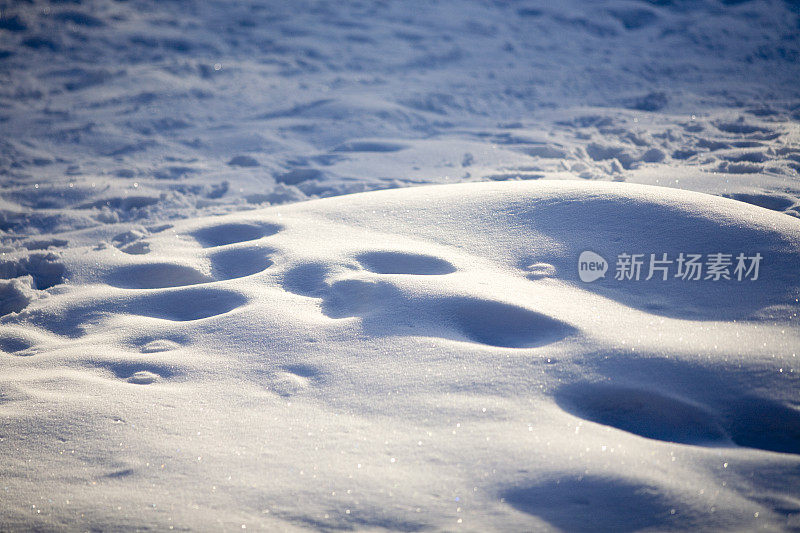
1;0;800;531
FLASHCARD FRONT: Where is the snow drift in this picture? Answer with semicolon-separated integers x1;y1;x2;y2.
1;181;798;531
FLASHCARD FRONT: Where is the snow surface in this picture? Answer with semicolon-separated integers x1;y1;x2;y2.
1;0;800;531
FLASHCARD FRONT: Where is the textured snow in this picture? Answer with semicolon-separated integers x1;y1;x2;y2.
1;0;800;531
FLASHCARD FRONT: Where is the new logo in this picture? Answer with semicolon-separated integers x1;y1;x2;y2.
578;251;608;282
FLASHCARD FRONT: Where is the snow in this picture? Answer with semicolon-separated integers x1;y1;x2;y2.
2;181;799;530
2;0;800;530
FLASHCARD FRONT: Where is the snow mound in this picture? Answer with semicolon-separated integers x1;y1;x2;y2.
1;181;799;531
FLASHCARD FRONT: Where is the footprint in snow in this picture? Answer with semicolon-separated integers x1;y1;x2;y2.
281;251;574;349
106;263;212;289
191;222;281;248
502;475;687;532
129;287;248;322
270;365;321;397
356;250;456;275
105;246;275;289
524;262;557;280
557;381;800;455
139;339;183;353
556;384;730;446
89;360;175;385
127;371;160;385
0;335;34;355
104;220;280;290
27;286;249;339
208;246;274;280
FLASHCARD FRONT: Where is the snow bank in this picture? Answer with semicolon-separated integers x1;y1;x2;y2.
1;181;798;530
